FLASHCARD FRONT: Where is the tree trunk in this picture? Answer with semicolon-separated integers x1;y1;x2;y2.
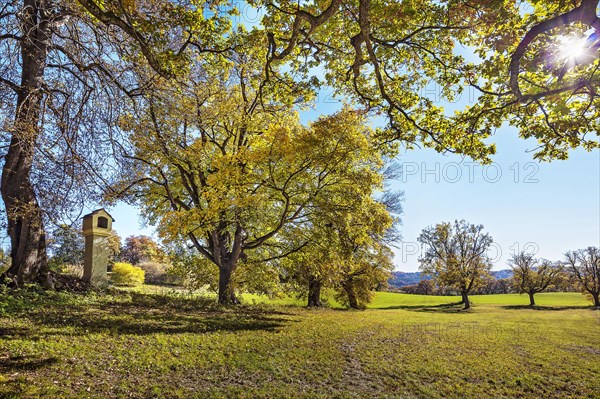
307;276;323;307
461;290;470;310
344;280;359;309
593;292;600;308
1;0;52;287
528;291;536;306
218;266;239;305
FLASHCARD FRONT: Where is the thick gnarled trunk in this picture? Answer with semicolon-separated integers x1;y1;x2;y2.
218;264;239;305
1;0;52;287
307;276;323;307
592;292;600;308
1;168;50;287
343;280;359;309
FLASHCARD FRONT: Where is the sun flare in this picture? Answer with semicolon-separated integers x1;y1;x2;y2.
557;35;588;61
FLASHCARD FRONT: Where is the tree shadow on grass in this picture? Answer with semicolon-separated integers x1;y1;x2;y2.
0;327;31;339
23;309;293;337
376;302;467;313
10;291;298;338
501;305;594;311
0;356;59;399
0;355;58;373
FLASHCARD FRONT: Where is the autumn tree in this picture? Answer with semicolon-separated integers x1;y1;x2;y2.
279;197;395;309
110;38;387;304
510;251;563;306
335;241;394;309
260;0;600;161
273;160;400;308
418;220;493;309
121;235;168;265
326;193;398;309
565;247;600;307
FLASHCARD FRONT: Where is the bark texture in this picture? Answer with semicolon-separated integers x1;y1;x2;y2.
218;264;240;305
1;0;52;287
307;276;323;307
343;280;359;309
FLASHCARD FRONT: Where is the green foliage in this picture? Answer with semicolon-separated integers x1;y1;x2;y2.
0;247;10;274
419;220;493;307
258;0;600;161
48;225;84;267
110;262;145;287
168;248;220;292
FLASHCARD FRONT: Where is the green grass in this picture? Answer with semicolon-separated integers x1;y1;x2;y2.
368;292;592;309
1;289;598;398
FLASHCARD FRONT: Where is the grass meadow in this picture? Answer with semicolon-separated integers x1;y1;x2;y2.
0;289;598;398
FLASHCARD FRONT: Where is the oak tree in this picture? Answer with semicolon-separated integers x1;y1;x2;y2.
111;41;385;303
261;0;600;160
418;220;493;309
565;247;600;307
510;251;563;306
0;0;230;286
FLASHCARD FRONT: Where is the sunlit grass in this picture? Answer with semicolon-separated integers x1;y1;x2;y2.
1;289;597;398
368;291;592;309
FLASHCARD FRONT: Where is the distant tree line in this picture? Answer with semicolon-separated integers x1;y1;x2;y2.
398;275;580;297
411;219;599;309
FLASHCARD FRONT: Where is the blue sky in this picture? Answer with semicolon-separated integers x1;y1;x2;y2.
392;130;599;272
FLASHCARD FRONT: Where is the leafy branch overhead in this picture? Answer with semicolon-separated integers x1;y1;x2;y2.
1;0;598;291
260;0;600;160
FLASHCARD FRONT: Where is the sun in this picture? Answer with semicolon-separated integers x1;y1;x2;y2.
556;35;588;62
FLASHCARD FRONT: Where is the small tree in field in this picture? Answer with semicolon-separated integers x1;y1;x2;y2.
565;247;600;308
418;220;493;309
276;177;398;309
510;252;563;306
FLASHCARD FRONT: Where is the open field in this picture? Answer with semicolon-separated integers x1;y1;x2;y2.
1;290;598;398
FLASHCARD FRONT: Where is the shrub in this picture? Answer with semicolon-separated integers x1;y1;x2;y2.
137;262;178;285
110;262;145;287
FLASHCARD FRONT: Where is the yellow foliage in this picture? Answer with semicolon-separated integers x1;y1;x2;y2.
111;262;145;287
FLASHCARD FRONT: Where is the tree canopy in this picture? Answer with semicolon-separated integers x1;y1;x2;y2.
1;0;599;288
565;247;600;307
418;220;493;309
110;40;392;303
509;251;563;306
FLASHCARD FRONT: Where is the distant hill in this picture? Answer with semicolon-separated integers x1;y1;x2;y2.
388;272;430;287
389;269;513;287
491;269;513;280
